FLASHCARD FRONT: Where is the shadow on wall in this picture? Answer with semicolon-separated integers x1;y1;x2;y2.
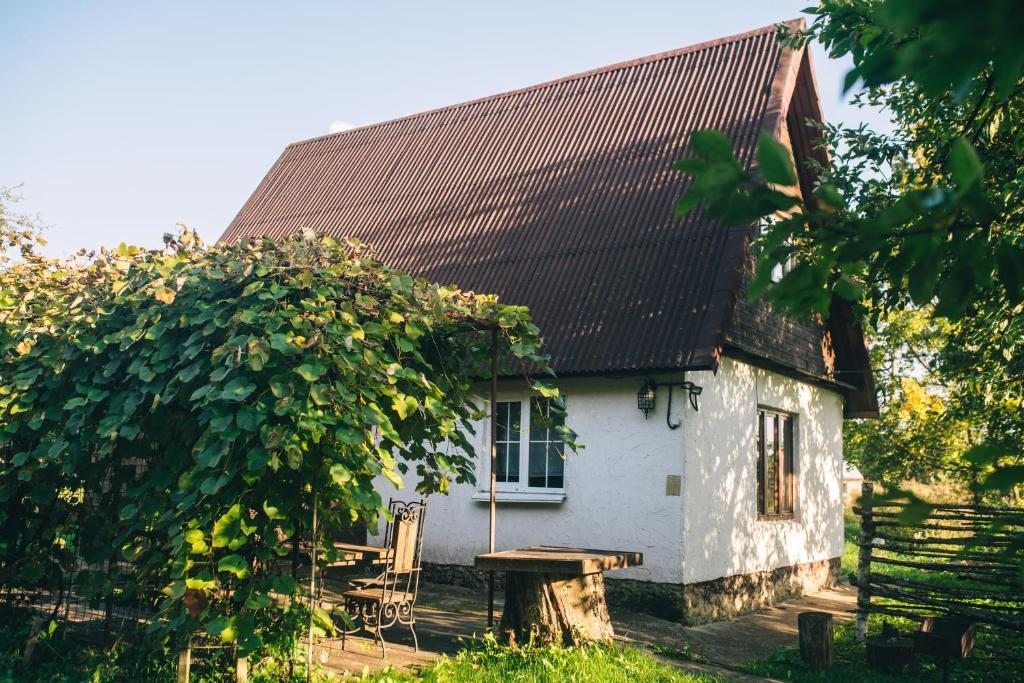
684;358;842;591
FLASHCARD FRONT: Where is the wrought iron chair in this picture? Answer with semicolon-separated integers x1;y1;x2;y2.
336;499;426;656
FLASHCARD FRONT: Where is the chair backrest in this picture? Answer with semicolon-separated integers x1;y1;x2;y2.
381;499;426;600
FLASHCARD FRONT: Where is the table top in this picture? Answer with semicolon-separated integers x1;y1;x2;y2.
474;545;643;575
324;542;391;567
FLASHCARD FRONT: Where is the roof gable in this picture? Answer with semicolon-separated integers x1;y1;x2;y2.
221;21;833;378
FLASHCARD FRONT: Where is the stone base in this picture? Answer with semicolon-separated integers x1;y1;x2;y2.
421;557;841;625
422;562;499;590
680;557;842;624
604;577;685;621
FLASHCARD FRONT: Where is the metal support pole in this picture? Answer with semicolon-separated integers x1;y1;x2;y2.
487;327;498;629
307;492;318;681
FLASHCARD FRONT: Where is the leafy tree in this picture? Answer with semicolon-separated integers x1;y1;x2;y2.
674;0;1024;509
843;308;977;489
0;220;575;656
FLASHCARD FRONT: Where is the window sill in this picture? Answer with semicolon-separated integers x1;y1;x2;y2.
472;490;566;504
757;513;795;522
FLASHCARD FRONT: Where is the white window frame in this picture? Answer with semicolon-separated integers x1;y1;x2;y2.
758;215;796;283
472;393;567;504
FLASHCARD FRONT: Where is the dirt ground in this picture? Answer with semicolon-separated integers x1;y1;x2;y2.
315;581;857;680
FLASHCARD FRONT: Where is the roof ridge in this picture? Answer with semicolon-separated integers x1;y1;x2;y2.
288;19;801;149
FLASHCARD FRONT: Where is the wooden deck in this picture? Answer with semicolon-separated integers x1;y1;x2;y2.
310;580;856;679
313;580;497;675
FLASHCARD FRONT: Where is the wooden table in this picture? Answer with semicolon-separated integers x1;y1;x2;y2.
475;545;642;644
325;542;392;568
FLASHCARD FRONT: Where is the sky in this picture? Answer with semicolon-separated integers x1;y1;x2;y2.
1;1;890;258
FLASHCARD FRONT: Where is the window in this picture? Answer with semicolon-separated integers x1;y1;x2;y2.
757;408;795;518
528;398;565;488
759;216;795;282
495;401;521;483
490;397;565;491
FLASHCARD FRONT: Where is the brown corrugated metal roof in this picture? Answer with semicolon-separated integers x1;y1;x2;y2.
220;21;811;376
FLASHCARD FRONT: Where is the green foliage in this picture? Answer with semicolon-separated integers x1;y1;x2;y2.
745;616;1023;683
0;605;320;682
674;0;1024;507
359;636;720;682
0;226;577;657
843;309;982;490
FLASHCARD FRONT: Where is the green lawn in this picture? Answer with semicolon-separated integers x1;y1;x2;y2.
0;614;716;683
359;637;718;683
744;615;1023;683
842;510;860;582
750;510;1023;682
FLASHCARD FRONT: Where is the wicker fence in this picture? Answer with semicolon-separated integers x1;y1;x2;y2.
854;482;1024;660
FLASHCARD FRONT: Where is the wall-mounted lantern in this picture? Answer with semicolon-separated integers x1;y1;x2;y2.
637;378;703;429
637;379;657;419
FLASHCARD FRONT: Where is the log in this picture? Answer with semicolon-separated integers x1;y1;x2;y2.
177;647;191;683
499;571;614;645
870;571;1024;603
869;555;1020;581
855;482;874;641
798;611;833;669
21;616;45;665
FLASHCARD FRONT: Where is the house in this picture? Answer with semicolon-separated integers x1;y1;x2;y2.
220;20;877;623
843;461;866;503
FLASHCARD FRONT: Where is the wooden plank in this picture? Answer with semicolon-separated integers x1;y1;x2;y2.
475;546;642;575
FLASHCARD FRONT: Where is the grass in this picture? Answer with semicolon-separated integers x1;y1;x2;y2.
756;509;1024;682
0;611;717;683
358;636;720;682
841;510;860;582
743;616;1021;683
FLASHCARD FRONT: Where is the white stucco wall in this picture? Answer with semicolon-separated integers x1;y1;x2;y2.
680;356;845;584
372;375;689;583
373;357;845;587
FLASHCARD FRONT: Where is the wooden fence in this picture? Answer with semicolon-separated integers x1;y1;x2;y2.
854;482;1024;660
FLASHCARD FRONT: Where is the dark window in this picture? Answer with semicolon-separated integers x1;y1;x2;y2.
495;401;521;483
757;409;794;517
527;398;565;489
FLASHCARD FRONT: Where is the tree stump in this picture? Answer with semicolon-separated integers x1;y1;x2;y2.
499;571;614;645
867;634;914;673
798;611;834;669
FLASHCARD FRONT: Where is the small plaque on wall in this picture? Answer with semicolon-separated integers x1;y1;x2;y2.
665;474;681;496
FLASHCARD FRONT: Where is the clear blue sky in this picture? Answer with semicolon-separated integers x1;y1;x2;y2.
2;1;887;257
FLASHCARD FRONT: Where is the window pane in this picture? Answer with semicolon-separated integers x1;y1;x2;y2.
765;449;777;515
527;398;565;489
547;443;564;489
495;402;521;483
781;416;793;514
757;409;796;517
497;402;521;441
763;412;778;515
528;442;547;487
757;411;765;515
509;442;520;480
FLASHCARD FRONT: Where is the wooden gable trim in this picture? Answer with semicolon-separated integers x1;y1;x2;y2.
714;28;878;418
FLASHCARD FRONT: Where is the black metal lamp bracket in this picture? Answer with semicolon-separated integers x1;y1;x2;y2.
658;381;702;430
